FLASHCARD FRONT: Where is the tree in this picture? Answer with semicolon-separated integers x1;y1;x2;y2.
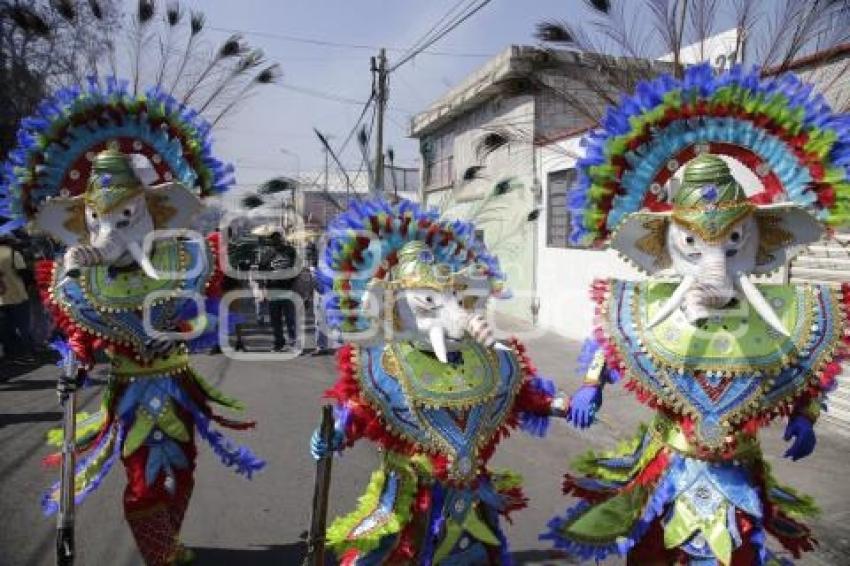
0;1;123;155
0;0;283;157
532;0;850;123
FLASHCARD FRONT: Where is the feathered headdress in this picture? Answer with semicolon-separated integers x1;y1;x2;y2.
568;63;850;248
319;198;507;334
0;77;233;233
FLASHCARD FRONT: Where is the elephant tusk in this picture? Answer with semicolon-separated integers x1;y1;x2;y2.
736;273;790;338
125;240;160;280
429;325;449;364
647;274;695;329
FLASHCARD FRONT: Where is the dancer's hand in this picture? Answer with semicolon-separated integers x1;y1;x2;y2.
783;415;816;461
310;427;344;460
567;385;602;429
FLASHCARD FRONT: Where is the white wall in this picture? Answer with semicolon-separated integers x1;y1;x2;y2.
425;95;539;321
535;137;640;340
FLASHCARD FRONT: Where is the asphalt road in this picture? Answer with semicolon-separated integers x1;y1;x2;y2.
2;330;850;566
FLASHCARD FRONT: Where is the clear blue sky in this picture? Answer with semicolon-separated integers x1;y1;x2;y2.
169;0;599;187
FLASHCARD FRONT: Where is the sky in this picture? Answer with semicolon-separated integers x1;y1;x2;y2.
106;0;756;191
136;0;601;187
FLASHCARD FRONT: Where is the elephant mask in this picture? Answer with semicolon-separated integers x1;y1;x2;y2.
34;148;202;278
610;153;823;336
360;240;495;363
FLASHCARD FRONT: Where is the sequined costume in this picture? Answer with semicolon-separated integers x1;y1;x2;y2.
318;198;561;564
0;78;264;566
542;65;850;565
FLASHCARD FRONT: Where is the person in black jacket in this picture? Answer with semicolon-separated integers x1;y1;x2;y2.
259;232;298;352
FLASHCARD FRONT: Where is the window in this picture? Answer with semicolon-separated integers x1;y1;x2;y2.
422;132;455;189
546;168;578;248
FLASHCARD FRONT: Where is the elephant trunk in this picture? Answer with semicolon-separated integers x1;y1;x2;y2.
65;233;159;279
681;251;735;325
63;236;125;278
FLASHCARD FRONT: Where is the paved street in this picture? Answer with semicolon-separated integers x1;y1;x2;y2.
2;330;850;565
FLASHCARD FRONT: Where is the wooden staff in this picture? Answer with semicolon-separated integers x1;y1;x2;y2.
56;350;79;566
303;405;335;566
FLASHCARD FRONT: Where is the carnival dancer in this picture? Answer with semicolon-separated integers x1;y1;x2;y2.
542;64;850;564
309;198;566;564
0;77;265;565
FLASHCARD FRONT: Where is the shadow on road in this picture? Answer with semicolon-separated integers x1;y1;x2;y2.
192;542;309;565
0;358;53;381
0;378;57;392
0;410;62;427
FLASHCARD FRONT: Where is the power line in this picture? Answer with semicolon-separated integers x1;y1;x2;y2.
208;26;493;58
394;0;473;67
390;0;493;72
336;94;376;156
273;82;414;113
350;99;379;189
276;83;369;106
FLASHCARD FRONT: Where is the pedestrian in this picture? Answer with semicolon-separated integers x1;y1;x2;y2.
306;239;333;356
0;235;34;363
248;265;268;327
260;231;298;352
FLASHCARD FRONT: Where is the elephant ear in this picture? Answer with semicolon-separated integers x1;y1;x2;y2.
609;212;672;274
753;204;824;275
34;196;88;246
145;182;202;230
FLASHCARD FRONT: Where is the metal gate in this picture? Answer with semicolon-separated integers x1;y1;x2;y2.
790;233;850;434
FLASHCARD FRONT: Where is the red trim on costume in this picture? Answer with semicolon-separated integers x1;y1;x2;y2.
36;260;140;364
204;232;224;300
324;344;418;456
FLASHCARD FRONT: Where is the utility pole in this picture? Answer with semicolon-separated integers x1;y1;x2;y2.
372;48;388;195
323;146;329;194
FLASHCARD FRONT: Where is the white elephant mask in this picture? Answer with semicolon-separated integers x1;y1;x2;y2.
361;241;495;363
34;148;202;277
610;154;823;336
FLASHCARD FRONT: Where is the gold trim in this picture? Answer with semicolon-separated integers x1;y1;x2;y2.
671;204;754;243
61;200;87;240
145;192;178;229
755;213;794;267
634;217;671;270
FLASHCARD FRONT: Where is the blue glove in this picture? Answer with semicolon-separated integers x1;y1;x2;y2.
783;415;816;461
568;385;602;429
310;427;345;460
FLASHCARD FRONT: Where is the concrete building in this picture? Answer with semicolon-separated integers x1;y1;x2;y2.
410;46;662;320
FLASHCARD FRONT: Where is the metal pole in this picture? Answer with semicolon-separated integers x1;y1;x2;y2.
373;48;387;195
